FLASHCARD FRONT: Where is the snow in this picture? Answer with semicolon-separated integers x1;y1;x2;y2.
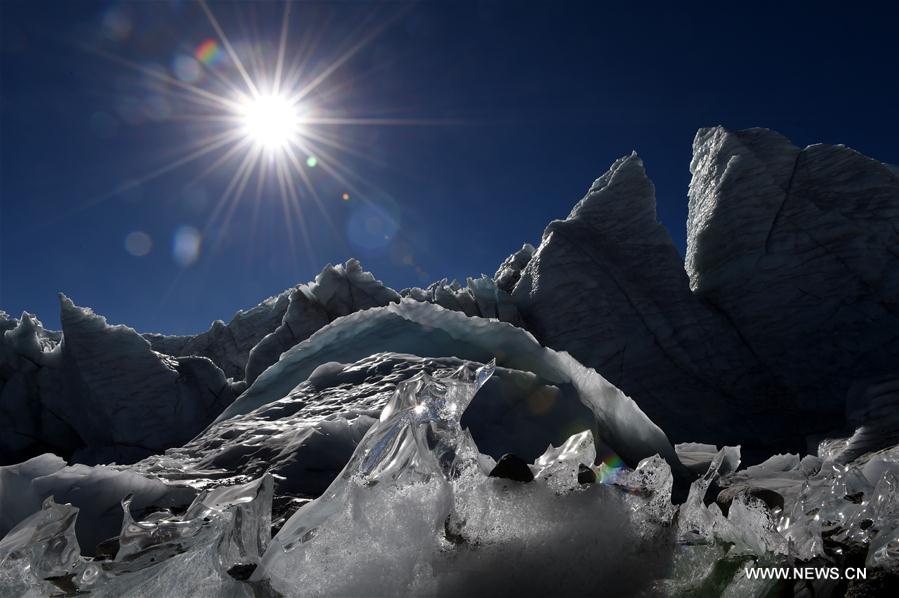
145;289;292;380
401;274;522;324
146;258;401;384
245;259;401;384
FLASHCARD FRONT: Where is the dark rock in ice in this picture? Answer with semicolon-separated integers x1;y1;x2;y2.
489;454;535;482
577;464;597;485
226;563;258;581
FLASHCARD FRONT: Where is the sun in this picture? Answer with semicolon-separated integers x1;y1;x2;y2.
239;94;301;151
84;1;436;272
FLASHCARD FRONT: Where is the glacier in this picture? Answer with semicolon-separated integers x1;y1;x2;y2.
1;126;898;596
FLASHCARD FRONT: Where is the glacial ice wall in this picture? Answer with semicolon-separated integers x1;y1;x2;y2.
687;126;899;437
511;152;795;457
0;297;238;465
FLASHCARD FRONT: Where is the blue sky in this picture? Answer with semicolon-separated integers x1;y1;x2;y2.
2;0;897;334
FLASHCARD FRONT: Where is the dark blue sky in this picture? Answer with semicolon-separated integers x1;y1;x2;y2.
2;0;897;334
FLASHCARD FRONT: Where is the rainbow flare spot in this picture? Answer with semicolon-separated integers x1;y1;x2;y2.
194;39;222;65
598;453;625;484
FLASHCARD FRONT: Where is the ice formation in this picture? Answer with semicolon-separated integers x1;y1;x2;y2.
4;357;897;596
686;127;899;443
0;297;239;465
2;126;899;596
129;352;608;499
401;275;522;325
214;300;680;473
147;258;401;384
511;152;799;457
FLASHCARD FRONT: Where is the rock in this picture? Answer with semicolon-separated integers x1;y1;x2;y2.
489;454;534;482
226;563;257;581
577;464;597;484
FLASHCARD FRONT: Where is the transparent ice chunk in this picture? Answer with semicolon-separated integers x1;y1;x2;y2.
533;430;596;493
677;446;740;544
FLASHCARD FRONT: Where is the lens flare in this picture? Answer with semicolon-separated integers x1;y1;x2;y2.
124;231;152;256
194;39;222;65
598;454;626;484
173;226;202;267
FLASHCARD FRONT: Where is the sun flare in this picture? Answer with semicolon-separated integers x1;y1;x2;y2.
81;0;435;272
239;94;301;151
